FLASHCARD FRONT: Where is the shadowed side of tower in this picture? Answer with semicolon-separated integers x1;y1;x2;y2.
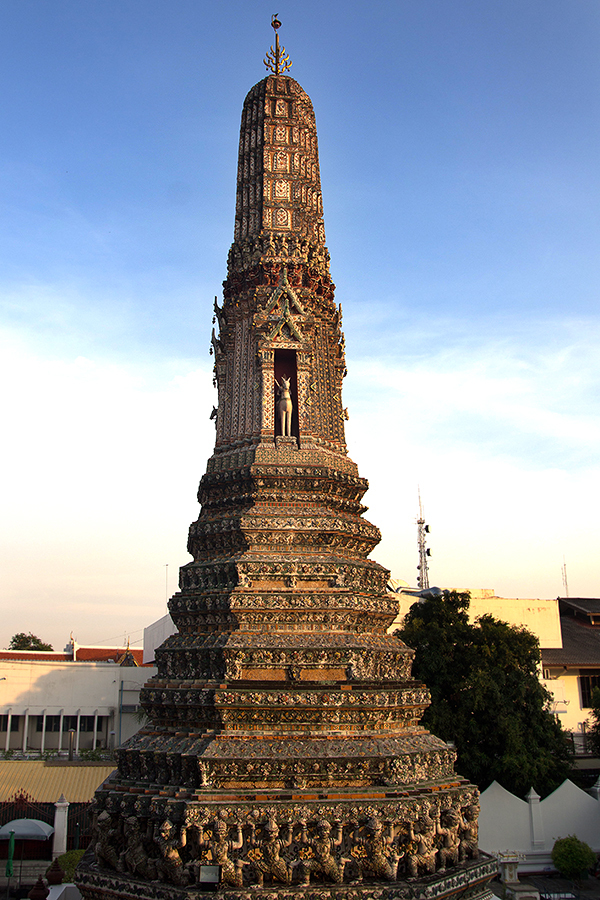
76;30;496;900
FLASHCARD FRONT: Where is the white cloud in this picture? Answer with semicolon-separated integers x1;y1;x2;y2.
1;309;598;651
0;333;216;649
345;318;600;598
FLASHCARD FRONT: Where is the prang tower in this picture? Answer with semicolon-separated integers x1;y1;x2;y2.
77;22;495;900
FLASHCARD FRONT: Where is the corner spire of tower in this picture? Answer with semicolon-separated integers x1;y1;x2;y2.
264;14;292;74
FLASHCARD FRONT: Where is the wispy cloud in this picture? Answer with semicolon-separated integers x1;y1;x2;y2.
345;313;600;598
347;313;600;469
2;302;598;650
0;334;216;648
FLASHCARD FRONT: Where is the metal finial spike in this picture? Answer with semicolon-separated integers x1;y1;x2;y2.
264;14;292;74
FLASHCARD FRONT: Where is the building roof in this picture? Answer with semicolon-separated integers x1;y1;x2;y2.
542;616;600;668
559;598;600;616
0;761;116;803
0;647;146;665
0;652;72;662
74;647;144;665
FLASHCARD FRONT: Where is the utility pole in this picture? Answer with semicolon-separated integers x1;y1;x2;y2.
416;490;431;590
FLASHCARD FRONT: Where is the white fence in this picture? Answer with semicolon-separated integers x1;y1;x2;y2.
479;779;600;874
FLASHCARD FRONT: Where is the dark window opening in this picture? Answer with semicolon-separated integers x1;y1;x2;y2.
36;715;61;732
80;716;103;732
61;715;105;732
0;715;20;732
580;672;600;708
274;349;299;439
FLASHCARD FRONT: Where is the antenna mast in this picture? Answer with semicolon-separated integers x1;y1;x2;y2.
416;489;431;589
561;557;569;597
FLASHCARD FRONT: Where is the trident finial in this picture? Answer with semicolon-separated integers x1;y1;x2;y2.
264;14;292;75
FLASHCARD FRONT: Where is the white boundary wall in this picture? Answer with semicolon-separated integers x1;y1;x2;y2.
479;779;600;874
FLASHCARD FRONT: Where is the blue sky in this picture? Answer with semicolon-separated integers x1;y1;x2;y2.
1;0;599;650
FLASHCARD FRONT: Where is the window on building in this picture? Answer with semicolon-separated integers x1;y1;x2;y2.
0;715;20;732
80;716;99;732
579;671;600;708
36;715;61;732
62;715;105;732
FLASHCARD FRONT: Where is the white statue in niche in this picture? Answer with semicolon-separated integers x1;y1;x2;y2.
275;375;293;436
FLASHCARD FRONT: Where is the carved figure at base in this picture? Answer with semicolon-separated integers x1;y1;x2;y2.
199;819;244;888
154;818;189;885
406;812;437;878
352;817;399;882
121;816;155;880
436;809;460;871
459;803;480;861
299;819;345;885
95;810;123;872
250;819;292;887
275;375;293;436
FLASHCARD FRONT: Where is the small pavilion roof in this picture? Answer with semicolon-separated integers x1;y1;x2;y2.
0;761;116;803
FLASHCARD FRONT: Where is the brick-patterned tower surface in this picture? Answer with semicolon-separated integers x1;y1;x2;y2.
76;33;496;900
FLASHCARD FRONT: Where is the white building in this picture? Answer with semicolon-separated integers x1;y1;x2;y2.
0;638;156;754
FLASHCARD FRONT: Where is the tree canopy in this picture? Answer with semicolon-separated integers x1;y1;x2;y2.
397;590;572;797
551;835;596;880
584;686;600;756
8;632;54;651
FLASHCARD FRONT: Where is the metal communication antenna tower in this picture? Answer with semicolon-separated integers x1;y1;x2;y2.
416;490;431;589
561;557;569;597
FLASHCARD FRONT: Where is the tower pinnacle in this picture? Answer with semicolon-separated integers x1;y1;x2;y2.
264;14;292;74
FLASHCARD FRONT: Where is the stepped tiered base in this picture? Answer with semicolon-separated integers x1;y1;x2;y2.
75;449;495;900
77;851;497;900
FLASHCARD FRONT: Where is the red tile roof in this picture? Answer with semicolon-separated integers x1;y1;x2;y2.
74;647;146;665
0;651;71;662
0;647;148;665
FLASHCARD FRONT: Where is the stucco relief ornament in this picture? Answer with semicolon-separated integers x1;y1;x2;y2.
436;809;461;872
264;266;305;340
459;803;480;861
197;820;244;888
249;819;293;887
299;819;345;885
121;816;156;880
154;819;189;885
95;811;122;872
406;811;437;878
351;817;399;882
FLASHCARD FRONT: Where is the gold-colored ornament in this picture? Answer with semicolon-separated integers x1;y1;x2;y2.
264;14;292;74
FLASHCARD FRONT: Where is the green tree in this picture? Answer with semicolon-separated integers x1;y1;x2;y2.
551;835;595;880
8;632;53;651
584;686;600;755
397;590;572;797
46;849;85;882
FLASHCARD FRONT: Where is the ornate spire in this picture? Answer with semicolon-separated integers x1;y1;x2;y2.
74;37;492;900
233;71;326;247
263;14;292;74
